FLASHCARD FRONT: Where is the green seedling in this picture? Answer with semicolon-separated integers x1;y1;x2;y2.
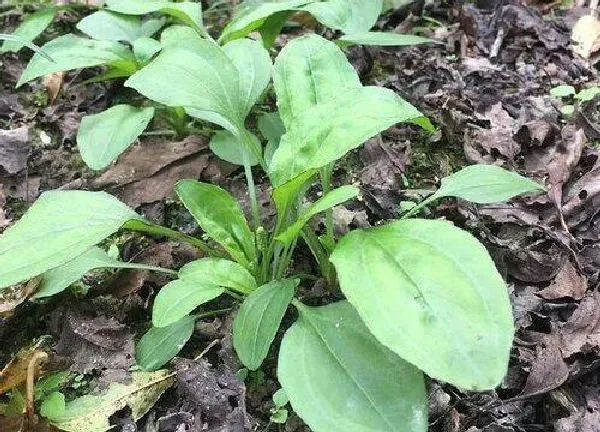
550;84;600;116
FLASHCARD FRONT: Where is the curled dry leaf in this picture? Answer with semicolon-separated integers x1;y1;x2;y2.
0;340;48;395
571;14;600;59
538;261;587;300
42;72;64;105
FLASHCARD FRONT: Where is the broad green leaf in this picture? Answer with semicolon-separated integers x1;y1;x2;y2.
46;370;173;431
269;86;431;187
105;0;203;30
76;11;162;43
330;219;514;390
430;164;545;204
233;279;297;370
160;24;202;47
33;246;173;299
338;32;434;47
302;0;383;33
133;37;162;63
179;258;257;294
175;180;256;266
17;34;137;87
276;186;359;246
219;0;316;44
0;7;55;53
273;34;361;129
575;86;600;102
550;85;575;98
77;105;155;170
209;130;259;166
125;39;243;134
152;279;223;327
136;316;195;371
278;301;427;432
0;190;142;291
40;392;66;420
224;38;272;117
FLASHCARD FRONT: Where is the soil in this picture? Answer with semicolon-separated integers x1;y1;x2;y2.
1;0;600;431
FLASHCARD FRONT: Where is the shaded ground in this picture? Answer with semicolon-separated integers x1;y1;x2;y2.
1;0;600;431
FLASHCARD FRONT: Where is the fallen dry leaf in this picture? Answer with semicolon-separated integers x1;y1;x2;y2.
521;338;569;396
571;14;600;59
0;278;42;318
42;72;64;105
91;136;210;208
0;187;10;228
0;341;48;395
0;127;30;175
557;290;600;358
538;261;587;300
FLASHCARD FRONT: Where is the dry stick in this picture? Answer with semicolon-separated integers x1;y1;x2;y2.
26;351;48;423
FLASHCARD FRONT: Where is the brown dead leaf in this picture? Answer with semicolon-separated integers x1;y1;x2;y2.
464;103;521;164
0;127;30;175
91;136;209;208
547;126;586;229
0;278;42;318
557;290;600;358
555;410;600;432
0;187;9;229
522;338;570;396
0;341;48;395
42;72;64;105
538;261;587;300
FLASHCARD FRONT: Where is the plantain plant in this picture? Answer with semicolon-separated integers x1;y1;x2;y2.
1;1;547;431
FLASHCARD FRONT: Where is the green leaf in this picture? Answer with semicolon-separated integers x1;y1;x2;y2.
270;408;288;423
223;38;272;118
550;85;576;98
77;105;155;170
209;130;259;166
175;180;256;266
152;280;223;328
575;86;600;102
272;170;315;222
125;39;243;133
276;186;359;246
0;190;142;291
330;219;514;390
33;246;173;299
259;11;291;48
47;370;174;431
338;32;434;47
273;34;361;129
219;0;316;44
136;315;195;371
76;11;162;43
270;86;431;187
278;301;427;432
233;279;297;370
17;34;137;87
160;24;202;47
430;164;545;204
133;37;162;63
40;392;66;420
258;111;285;166
0;7;56;53
302;0;382;33
35;372;73;401
272;388;288;408
179;258;257;294
105;0;203;30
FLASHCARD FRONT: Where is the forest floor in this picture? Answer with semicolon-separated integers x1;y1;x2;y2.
1;0;600;431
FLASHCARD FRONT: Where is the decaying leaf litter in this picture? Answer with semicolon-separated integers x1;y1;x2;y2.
0;0;599;431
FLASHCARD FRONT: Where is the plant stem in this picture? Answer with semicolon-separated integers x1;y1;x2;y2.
193;307;233;320
400;194;438;219
123;220;220;256
243;153;261;230
319;166;335;242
